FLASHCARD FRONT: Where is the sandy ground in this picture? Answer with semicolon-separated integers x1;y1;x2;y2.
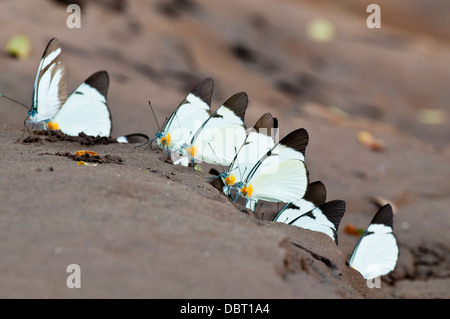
0;0;449;298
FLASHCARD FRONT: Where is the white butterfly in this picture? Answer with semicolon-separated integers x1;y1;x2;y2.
153;78;213;153
173;91;248;167
50;71;111;137
281;199;346;244
220;113;278;196
235;128;310;211
26;38;112;137
27;38;67;128
348;204;399;280
273;181;327;224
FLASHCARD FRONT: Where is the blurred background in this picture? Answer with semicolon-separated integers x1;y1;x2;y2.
1;0;449;144
0;0;449;296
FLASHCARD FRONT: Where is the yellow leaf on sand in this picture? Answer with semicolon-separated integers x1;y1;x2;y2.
75;150;98;156
6;35;31;59
357;131;384;151
417;108;447;125
77;161;97;167
305;19;336;43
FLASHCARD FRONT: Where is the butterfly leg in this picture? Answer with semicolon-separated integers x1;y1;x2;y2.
21;117;32;139
135;138;156;150
231;191;239;202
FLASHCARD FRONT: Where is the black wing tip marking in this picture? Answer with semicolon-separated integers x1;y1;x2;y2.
253;113;277;137
83;70;111;135
319;200;346;232
280;128;309;155
84;71;110;98
253;113;274;129
370;204;394;228
222;91;248;121
303;181;327;207
42;38;61;56
191;77;214;106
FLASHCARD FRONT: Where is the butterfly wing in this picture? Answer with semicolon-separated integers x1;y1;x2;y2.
224;113;277;192
273;181;327;223
191;92;248;166
240;128;309;209
289;200;346;244
246;158;309;204
272;128;309;162
51;71;111;137
29;38;67;124
348;204;399;279
157;78;213;152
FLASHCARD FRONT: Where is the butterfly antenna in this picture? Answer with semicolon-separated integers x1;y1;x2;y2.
207;143;226;173
0;94;30;111
234;146;249;181
239;166;248;184
134;101;160;150
148;100;161;132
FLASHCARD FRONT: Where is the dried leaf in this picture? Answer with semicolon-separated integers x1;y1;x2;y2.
75;150;98;156
369;195;398;214
417;108;447;125
344;223;365;236
6;35;31;59
328;106;349;118
305;19;336;43
77;161;97;167
357;130;384;151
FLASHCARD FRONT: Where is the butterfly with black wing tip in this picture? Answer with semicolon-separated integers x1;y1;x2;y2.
151;78;213;153
273;181;327;224
1;38;112;137
220;113;278;197
173;91;248;167
234;128;310;211
49;70;112;137
348;204;399;280
273;181;346;244
286;200;346;244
